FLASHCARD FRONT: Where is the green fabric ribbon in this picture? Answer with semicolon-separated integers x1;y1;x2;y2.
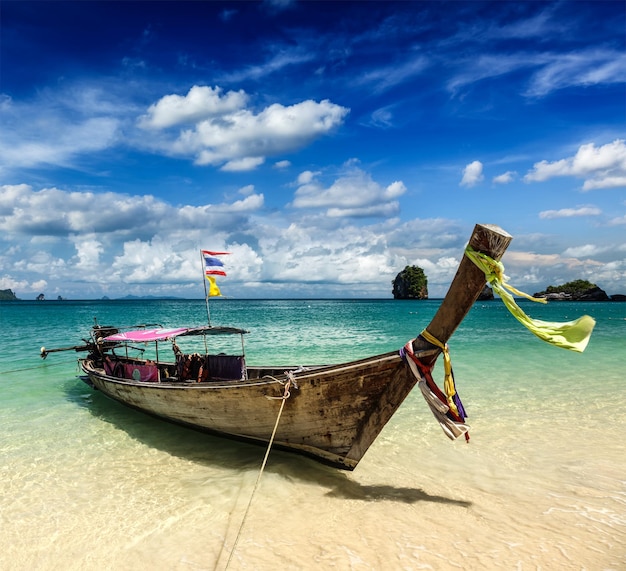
465;246;595;352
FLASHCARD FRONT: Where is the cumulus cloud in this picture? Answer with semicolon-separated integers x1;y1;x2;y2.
138;86;248;129
539;206;601;219
0;184;263;239
139;86;349;170
0;183;270;294
493;171;516;184
460;161;484;187
291;165;406;218
238;184;256;196
524;139;626;190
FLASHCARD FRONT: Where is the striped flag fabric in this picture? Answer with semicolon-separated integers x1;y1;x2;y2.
202;250;229;277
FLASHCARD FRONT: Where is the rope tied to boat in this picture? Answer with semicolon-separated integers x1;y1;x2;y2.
264;371;298;400
223;371;296;570
464;245;595;352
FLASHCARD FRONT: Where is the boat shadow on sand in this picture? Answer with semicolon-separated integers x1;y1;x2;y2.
66;380;472;508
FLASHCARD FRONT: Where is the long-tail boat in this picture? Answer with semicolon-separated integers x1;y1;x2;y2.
41;224;513;470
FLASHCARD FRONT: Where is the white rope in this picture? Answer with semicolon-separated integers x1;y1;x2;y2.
222;372;295;570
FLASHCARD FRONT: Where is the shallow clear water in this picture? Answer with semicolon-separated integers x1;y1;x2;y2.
1;299;624;570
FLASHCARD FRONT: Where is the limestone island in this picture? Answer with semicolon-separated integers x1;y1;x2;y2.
0;288;19;301
533;279;624;302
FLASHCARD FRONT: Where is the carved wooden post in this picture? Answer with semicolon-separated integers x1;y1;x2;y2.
413;223;512;366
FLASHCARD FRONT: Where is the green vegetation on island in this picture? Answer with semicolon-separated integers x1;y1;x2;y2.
0;289;19;301
392;265;428;299
544;279;596;295
534;280;610;301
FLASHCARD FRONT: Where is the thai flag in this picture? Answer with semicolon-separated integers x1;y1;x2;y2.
202;250;229;276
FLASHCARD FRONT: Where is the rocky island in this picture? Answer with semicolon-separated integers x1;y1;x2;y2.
392;265;428;299
0;288;19;301
533;279;624;301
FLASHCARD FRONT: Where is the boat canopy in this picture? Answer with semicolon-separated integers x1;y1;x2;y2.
103;325;248;343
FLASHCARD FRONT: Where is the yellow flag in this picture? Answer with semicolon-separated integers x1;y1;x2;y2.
206;275;221;297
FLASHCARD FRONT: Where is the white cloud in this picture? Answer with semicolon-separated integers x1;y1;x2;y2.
369;107;394;128
447;53;543;96
493;171;516;184
539;206;601;219
447;48;625;100
274;160;291;169
226;194;265;211
0;184;263;239
292;166;406;218
0;83;129;172
238;184;256;196
219;48;313;83
524;139;626;190
73;238;104;271
608;215;626;226
0;276;47;293
297;170;319;185
460;160;484;187
0;116;120;169
220;157;265;172
582;176;626;191
525;49;626;98
142;90;349;169
138;86;248;129
1;81;347;174
562;244;606;258
357;56;430;93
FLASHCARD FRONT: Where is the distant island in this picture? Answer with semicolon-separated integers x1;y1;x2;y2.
532;279;625;301
0;288;19;301
0;290;185;302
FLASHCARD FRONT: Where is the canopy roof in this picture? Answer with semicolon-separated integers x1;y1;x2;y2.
103;325;248;343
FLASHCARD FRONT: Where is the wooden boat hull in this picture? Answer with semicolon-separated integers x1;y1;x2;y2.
81;351;416;470
65;223;514;470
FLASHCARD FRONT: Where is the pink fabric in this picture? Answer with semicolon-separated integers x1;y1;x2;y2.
123;363;159;382
104;328;188;342
103;358;117;376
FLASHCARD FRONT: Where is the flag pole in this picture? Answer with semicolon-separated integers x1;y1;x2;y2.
200;250;211;326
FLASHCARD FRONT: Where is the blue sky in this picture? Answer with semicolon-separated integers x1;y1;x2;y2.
1;0;624;299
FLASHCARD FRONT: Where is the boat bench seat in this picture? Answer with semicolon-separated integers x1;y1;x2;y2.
177;353;246;382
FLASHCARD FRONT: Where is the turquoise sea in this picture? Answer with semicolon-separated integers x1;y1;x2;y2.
1;298;625;570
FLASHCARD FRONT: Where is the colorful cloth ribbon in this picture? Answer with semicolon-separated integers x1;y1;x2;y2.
419;328;461;418
464;246;595;352
401;340;470;441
